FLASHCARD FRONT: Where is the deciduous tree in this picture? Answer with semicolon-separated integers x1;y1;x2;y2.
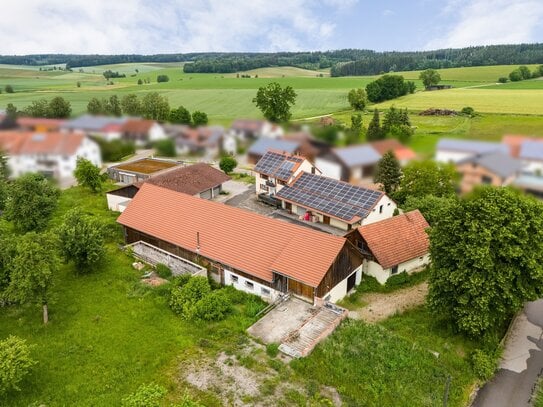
121;94;142;116
58;209;105;272
419;69;441;88
428;187;543;337
5;173;60;232
141;92;170;121
253;82;297;122
347;88;367;110
219;156;237;174
0;335;36;395
47;96;72;118
169;106;192;124
191;111;208;126
7;232;59;324
373;151;402;194
74;157;102;193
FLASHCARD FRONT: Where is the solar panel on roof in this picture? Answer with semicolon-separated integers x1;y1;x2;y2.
254;151;301;181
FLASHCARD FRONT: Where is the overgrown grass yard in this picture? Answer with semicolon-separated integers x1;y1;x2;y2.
0;186;265;406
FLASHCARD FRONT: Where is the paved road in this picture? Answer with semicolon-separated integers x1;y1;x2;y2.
473;299;543;407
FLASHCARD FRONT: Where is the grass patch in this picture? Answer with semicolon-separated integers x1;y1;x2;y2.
229;172;255;184
291;312;480;407
535;379;543;407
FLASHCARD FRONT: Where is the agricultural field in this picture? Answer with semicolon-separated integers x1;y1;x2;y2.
1;63;542;126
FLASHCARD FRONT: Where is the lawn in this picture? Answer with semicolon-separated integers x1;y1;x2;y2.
0;186;263;406
291;306;483;407
535;382;543;407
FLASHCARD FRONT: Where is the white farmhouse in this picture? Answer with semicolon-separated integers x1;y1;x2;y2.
435;138;507;163
0;131;101;180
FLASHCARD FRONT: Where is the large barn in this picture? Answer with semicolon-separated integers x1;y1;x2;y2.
117;183;364;303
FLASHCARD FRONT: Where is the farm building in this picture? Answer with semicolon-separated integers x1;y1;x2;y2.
315;144;381;183
0;130;101;180
17;117;65;132
275;172;396;231
456;152;523;193
254;151;319;199
107;158;181;184
247;138;302;164
120;119;166;146
106;162;230;211
435;138;507;163
117;183;364;303
347;210;430;284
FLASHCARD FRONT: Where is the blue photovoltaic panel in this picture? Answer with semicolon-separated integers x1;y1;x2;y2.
276;172;382;221
254;151;303;181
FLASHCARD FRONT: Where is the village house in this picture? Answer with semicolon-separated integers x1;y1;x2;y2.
229;119;283;141
315;144;381;183
120;119;166;146
61;114;127;141
0;130;101;180
107;158;182;184
275;172;397;231
117;183;364;303
435;138;507;163
456;152;523;193
247;138;302;164
368;139;416;166
254;151;320;199
166;125;237;157
106;162;230;212
281;131;331;162
346;210;430;284
17;117;65;132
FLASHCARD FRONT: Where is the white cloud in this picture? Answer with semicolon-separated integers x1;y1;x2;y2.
382;9;394;17
0;0;357;54
426;0;543;49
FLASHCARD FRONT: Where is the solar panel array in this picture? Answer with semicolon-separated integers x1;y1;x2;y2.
276;172;382;221
254;151;303;181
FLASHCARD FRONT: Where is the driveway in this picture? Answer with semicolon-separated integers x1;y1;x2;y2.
472;299;543;407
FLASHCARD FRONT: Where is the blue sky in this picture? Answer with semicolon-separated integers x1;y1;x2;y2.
2;0;542;54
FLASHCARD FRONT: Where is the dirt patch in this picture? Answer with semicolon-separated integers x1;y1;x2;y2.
350;282;428;323
141;275;168;286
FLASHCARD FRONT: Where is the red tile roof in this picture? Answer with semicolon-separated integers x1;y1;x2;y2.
121;119;156;133
357;210;429;269
117;183;347;287
17;117;65;130
369;139;416;161
502;135;543;158
0;131;85;156
136;163;231;195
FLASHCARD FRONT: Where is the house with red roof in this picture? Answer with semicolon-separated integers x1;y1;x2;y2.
346;210;430;284
121;119;166;146
0;130;101;180
117;183;364;303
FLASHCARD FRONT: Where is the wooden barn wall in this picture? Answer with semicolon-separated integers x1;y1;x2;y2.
316;242;363;298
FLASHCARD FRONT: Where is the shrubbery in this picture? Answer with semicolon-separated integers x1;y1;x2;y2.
121;383;166;407
155;263;172;279
470;349;499;381
0;335;36;395
193;290;232;321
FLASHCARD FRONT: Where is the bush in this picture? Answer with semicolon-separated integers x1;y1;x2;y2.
155;263;172;279
121;383;167;407
0;335;36;395
156;75;169;83
170;273;192;289
4;85;14;93
93;138;135;162
498;77;508;83
470;349;498;381
193;290;232;321
460;106;475;117
266;343;280;358
219;156;237;174
154;138;176;157
169;276;211;318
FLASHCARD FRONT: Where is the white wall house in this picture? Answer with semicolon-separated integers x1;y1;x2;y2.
314;157;342;180
350;210;431;284
435;138;507;164
0;131;101;181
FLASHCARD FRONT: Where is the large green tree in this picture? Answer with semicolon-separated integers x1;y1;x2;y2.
191;111;208;126
402;194;457;227
373;151;402;194
366;109;384;141
0;335;36;395
121;94;142;116
347;113;363;145
347;88;367;111
419;69;441;88
428;187;543;337
58;209;105;272
47;96;72;118
87;98;104;115
7;232;59;324
74;157;102;193
253;82;297;122
23;99;49;117
169;106;191;124
4;173;60;232
394;160;458;204
141;92;170;121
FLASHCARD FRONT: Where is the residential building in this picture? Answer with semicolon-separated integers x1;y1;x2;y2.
456;152;523;193
120;119;166;146
0;130;101;180
347;210;430;284
117;183;364;303
435;138;507;163
106;162;230;212
254;151;319;197
315;144;381;182
368;139;416;165
107;158;182;184
276;172;397;231
282;131;330;162
61;114;127;141
518;141;543;175
229;119;283;140
247;138;301;164
167;125;236;157
513;175;543;199
17;117;65;132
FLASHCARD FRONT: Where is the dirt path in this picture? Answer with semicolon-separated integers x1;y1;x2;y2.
349;282;429;323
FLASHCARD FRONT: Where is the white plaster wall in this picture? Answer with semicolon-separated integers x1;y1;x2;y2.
222;135;237;155
323;266;362;303
107;194;132;211
364;254;430;284
363;195;397;225
149;123;166;142
435;150;472;163
105;131;121;141
315;157;342;180
329;217;349;231
224;270;280;302
523;160;543;175
295;160;321;178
